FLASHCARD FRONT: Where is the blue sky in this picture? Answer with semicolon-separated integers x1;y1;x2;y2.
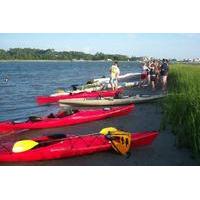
0;33;200;59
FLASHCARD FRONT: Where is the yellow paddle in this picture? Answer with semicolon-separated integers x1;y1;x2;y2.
12;134;67;153
12;127;131;156
101;127;131;156
106;130;131;156
100;127;118;135
12;140;39;153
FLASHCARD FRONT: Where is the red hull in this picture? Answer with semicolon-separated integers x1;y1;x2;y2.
0;131;158;162
36;88;123;105
0;105;134;133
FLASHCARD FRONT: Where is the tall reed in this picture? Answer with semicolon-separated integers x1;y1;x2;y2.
162;64;200;155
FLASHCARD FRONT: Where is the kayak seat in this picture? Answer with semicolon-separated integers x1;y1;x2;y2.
72;109;79;113
47;133;66;139
47;113;56;118
71;84;79;91
56;109;79;118
12;119;29;124
103;107;111;111
29;116;42;122
86;80;94;84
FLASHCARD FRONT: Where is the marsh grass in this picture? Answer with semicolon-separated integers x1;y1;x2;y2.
162;64;200;155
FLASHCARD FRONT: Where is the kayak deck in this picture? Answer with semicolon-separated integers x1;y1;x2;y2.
59;94;166;106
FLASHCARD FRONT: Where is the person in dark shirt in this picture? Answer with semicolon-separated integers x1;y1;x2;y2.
160;59;169;92
149;60;157;91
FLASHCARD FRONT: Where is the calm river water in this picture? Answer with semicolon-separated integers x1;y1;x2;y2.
0;61;141;121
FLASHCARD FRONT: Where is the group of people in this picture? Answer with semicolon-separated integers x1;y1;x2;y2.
108;59;169;92
140;59;169;92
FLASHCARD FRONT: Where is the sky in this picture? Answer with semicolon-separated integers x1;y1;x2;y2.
0;33;200;59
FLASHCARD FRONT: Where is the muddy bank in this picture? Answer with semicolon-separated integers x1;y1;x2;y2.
0;86;198;166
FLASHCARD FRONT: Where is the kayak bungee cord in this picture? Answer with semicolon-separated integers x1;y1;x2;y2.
0;143;10;153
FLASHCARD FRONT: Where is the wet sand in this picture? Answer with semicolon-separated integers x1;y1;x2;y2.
0;85;199;166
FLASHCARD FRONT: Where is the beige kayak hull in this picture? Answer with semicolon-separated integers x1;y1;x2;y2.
59;94;166;107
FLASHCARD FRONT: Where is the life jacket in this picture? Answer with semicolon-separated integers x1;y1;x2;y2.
111;65;119;78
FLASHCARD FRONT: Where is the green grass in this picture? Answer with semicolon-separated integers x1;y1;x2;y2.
162;63;200;155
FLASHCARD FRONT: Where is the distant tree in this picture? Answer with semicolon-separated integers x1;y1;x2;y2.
0;49;8;59
0;48;154;61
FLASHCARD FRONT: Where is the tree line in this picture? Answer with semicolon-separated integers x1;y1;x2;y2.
0;48;144;61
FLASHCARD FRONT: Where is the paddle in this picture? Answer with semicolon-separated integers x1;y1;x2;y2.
12;127;132;156
12;133;67;153
13;140;39;153
100;127;131;156
105;130;131;156
100;127;118;135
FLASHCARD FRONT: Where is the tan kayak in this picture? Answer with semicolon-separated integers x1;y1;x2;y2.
59;94;166;107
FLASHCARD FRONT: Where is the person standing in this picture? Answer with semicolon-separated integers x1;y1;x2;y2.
149;60;157;91
155;60;161;85
160;59;169;92
146;61;151;85
109;61;120;90
139;62;149;87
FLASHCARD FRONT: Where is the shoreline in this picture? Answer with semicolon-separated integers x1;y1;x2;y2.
0;60;138;63
0;60;199;65
0;85;198;166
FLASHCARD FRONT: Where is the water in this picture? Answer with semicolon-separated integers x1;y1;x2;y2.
0;61;141;121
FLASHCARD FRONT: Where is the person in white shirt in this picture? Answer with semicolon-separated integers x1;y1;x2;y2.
139;62;149;87
109;62;120;90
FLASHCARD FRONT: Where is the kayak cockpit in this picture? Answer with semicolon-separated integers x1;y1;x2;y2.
11;107;79;124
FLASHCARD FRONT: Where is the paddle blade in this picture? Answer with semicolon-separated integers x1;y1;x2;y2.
100;127;118;135
108;130;132;156
12;140;39;153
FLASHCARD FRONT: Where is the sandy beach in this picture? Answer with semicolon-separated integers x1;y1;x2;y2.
0;84;198;166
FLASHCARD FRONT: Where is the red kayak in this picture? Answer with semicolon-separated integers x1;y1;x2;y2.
0;131;158;162
0;105;134;133
36;88;123;105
